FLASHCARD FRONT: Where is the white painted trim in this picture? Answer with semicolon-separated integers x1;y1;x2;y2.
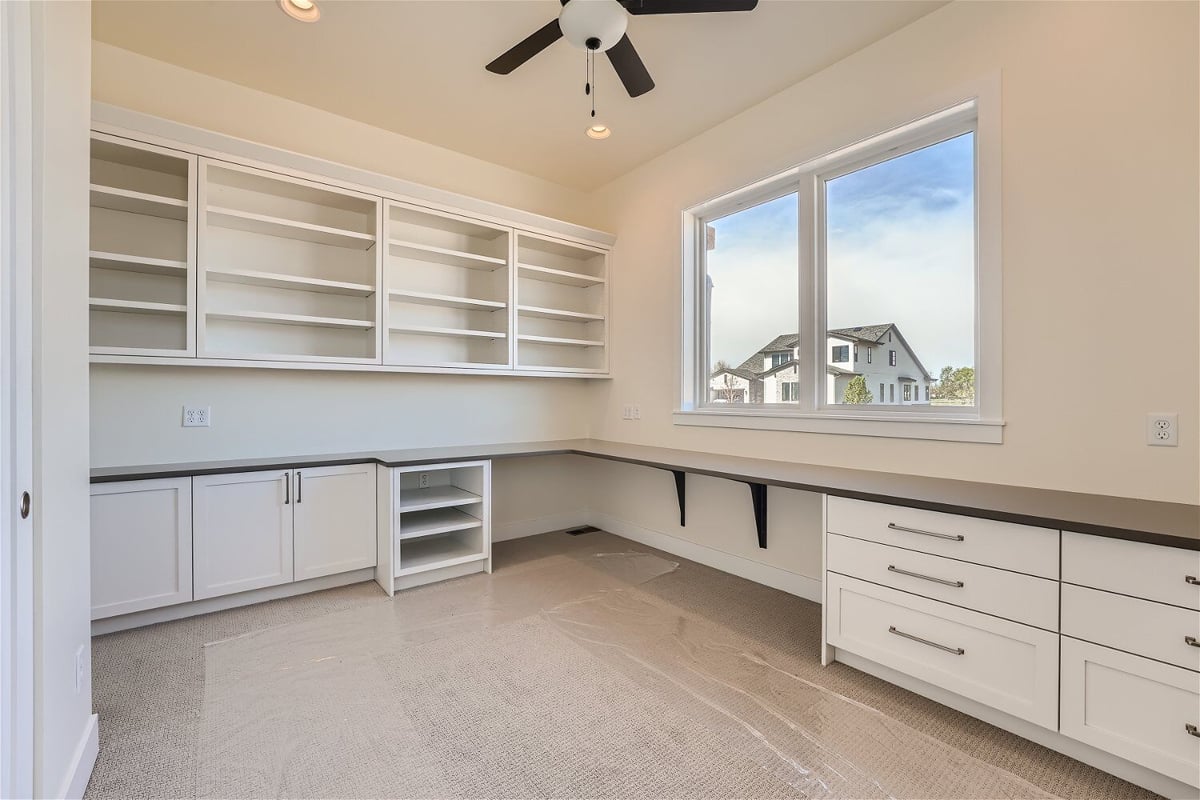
57;713;97;800
590;512;822;602
89;354;610;379
833;649;1196;800
492;511;592;542
90;568;378;636
673;409;1004;444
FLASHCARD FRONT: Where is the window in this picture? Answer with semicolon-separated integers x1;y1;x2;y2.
681;91;1001;443
701;192;798;406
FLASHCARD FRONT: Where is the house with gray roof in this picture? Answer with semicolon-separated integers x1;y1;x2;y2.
709;323;933;405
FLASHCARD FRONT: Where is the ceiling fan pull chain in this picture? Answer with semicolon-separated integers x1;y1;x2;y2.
584;47;590;96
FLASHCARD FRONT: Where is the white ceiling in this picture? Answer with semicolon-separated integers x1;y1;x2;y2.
92;0;945;190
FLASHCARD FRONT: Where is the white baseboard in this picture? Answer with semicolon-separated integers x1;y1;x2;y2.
91;568;378;635
834;649;1197;800
493;510;592;542
589;512;822;602
58;712;98;800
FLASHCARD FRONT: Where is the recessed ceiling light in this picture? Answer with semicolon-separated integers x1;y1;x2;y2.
278;0;320;23
586;124;611;140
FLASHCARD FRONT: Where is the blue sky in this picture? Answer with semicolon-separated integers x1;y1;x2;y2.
707;133;975;375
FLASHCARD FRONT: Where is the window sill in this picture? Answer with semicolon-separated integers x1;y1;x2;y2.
673;408;1004;444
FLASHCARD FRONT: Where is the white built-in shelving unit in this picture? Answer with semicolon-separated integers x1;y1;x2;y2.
376;460;491;593
384;201;511;368
89;134;196;356
515;233;608;373
88;114;612;378
198;160;382;363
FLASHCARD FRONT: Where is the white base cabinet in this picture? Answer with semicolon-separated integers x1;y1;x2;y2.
193;470;294;600
293;463;377;581
90;477;192;619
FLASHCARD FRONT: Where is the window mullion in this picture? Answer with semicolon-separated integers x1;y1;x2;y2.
798;172;820;414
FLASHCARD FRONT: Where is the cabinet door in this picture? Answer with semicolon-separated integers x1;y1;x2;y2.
90;477;192;619
293;463;376;581
193;470;294;599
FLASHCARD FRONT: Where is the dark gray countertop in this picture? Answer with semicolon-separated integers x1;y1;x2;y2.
91;438;1200;551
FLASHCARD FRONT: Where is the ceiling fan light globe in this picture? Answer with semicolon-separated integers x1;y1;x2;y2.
560;0;628;52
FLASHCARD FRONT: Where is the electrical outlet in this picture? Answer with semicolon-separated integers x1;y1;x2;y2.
418;472;430;489
182;405;211;428
632;405;641;420
74;645;86;694
1146;412;1179;447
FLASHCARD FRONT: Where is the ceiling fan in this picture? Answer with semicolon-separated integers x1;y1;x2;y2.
486;0;759;99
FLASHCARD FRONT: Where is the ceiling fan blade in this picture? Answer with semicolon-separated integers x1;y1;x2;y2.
622;0;757;14
485;19;563;75
606;33;654;98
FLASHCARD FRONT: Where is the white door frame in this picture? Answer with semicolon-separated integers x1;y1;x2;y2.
0;1;36;797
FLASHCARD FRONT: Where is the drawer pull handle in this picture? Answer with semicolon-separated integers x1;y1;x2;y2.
1186;636;1199;648
888;625;965;655
888;565;964;588
1187;724;1200;738
888;523;964;542
1187;576;1200;586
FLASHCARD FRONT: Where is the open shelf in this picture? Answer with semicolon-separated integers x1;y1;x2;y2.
396;485;482;514
517;263;606;287
207;206;376;250
389;239;506;271
90;251;188;277
89;298;187;316
517;334;603;348
389;325;506;340
517;305;604;322
389;290;505;312
397;507;482;540
207;267;375;297
396;531;488;576
90;185;188;221
207;310;374;330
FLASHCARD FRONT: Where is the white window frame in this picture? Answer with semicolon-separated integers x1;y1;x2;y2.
678;80;1002;444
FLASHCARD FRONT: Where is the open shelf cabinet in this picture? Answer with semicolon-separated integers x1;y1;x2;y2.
376;460;491;593
89;133;196;356
383;201;511;369
515;232;608;373
199;159;382;363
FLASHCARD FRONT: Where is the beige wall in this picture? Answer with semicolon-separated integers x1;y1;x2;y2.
33;1;94;795
589;0;1199;505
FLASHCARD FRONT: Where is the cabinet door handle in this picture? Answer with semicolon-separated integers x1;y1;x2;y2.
1186;636;1199;648
1187;724;1200;738
888;625;965;655
283;473;290;505
296;472;302;504
887;522;964;542
1187;576;1200;586
888;565;964;588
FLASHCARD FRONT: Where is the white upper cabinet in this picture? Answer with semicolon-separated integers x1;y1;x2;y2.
88;121;612;377
515;232;609;374
89;133;196;356
383;201;512;368
198;159;383;364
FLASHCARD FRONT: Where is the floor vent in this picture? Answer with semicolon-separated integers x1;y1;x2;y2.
565;526;600;536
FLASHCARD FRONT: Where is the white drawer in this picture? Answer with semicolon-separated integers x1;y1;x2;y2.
826;533;1058;630
1062;584;1200;672
826;497;1058;578
1061;637;1200;789
1063;532;1200;611
825;573;1059;728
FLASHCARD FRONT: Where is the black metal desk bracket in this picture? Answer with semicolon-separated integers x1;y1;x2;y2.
747;482;768;548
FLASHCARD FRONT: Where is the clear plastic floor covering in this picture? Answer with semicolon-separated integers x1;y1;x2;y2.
199;548;1057;799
